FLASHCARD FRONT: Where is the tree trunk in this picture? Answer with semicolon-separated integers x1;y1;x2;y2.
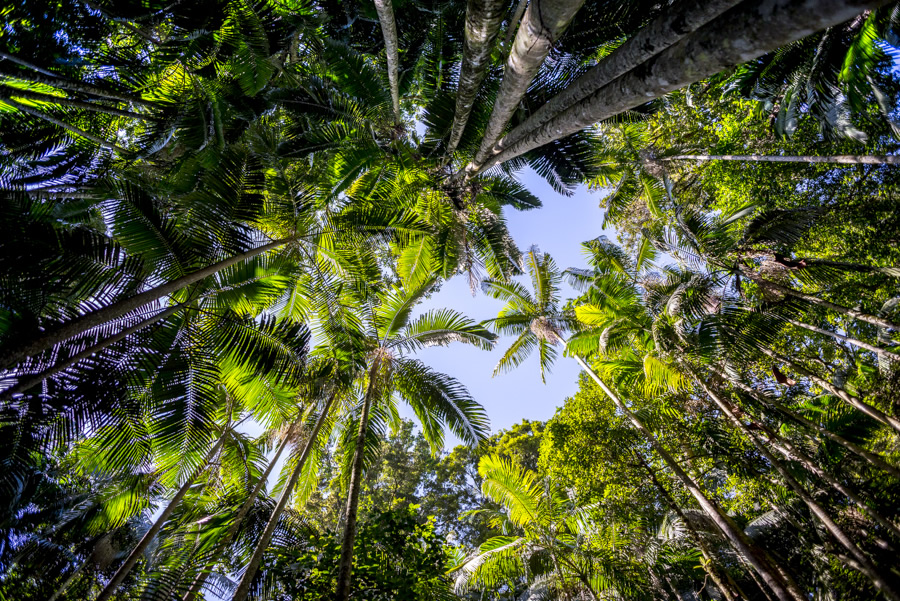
48;556;89;601
493;0;743;156
727;377;900;478
335;360;380;601
1;306;181;401
0;85;150;120
460;0;586;178
182;418;300;601
571;354;804;601
501;0;529;50
0;66;152;106
94;436;227;601
444;0;507;158
480;0;889;173
230;392;338;601
761;347;900;434
665;153;899;165
782;316;900;363
373;0;401;122
699;379;900;601
0;238;289;370
1;95;128;152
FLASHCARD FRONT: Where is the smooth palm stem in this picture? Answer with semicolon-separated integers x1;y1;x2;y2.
493;0;742;156
182;419;300;601
0;67;152;106
230;392;338;601
480;0;888;173
761;347;900;434
94;436;227;601
444;0;507;158
48;555;89;601
665;153;899;165
0;238;289;370
373;0;401;122
726;378;900;478
502;0;528;49
743;270;900;331
1;95;128;152
784;317;900;362
1;306;181;400
0;85;150;120
0;52;60;77
571;354;804;601
700;380;900;601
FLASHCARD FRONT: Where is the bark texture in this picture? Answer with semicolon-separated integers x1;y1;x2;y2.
481;0;891;173
374;0;401;122
445;0;508;157
666;153;900;164
502;0;529;49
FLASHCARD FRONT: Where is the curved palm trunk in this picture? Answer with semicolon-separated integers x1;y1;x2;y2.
1;95;128;152
335;370;378;601
444;0;507;158
0;66;152;106
182;419;299;601
94;436;227;601
230;392;338;601
494;0;742;155
1;306;181;400
783;317;900;363
699;380;900;601
373;0;401;122
459;0;586;179
480;0;888;173
501;0;528;50
761;347;900;434
0;238;289;370
0;86;149;119
665;153;899;165
571;354;804;601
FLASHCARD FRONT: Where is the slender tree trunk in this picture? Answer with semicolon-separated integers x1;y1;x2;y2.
444;0;507;158
761;347;900;434
230;392;338;601
48;556;90;601
501;0;528;50
459;0;586;178
742;270;900;331
699;379;900;601
1;306;181;401
0;52;61;77
0;66;152;106
493;0;742;157
727;377;900;478
94;436;227;601
373;0;401;122
480;0;888;173
1;96;128;152
336;359;382;601
0;238;289;370
0;86;150;120
783;317;900;362
665;153;899;165
570;354;804;601
182;419;300;601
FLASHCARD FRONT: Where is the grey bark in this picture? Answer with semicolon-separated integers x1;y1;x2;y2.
0;306;181;401
1;95;129;152
572;354;804;601
665;153;900;165
374;0;401;122
502;0;529;50
94;436;227;601
462;0;586;176
444;0;507;158
492;0;743;158
783;317;900;363
480;0;890;174
700;380;900;601
0;85;150;120
230;392;338;601
0;238;289;370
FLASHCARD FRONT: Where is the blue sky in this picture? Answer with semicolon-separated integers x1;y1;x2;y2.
407;168;614;446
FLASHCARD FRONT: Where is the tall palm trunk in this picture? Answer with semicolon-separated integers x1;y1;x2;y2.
783;317;900;363
479;0;888;173
1;306;181;400
335;363;379;601
1;86;149;119
494;0;742;155
570;354;804;601
373;0;401;122
0;66;152;106
761;347;900;434
48;555;90;601
94;436;227;601
230;392;338;601
182;419;300;601
444;0;507;158
459;0;586;179
665;153;899;165
501;0;528;49
1;95;128;152
0;238;289;370
699;379;900;601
